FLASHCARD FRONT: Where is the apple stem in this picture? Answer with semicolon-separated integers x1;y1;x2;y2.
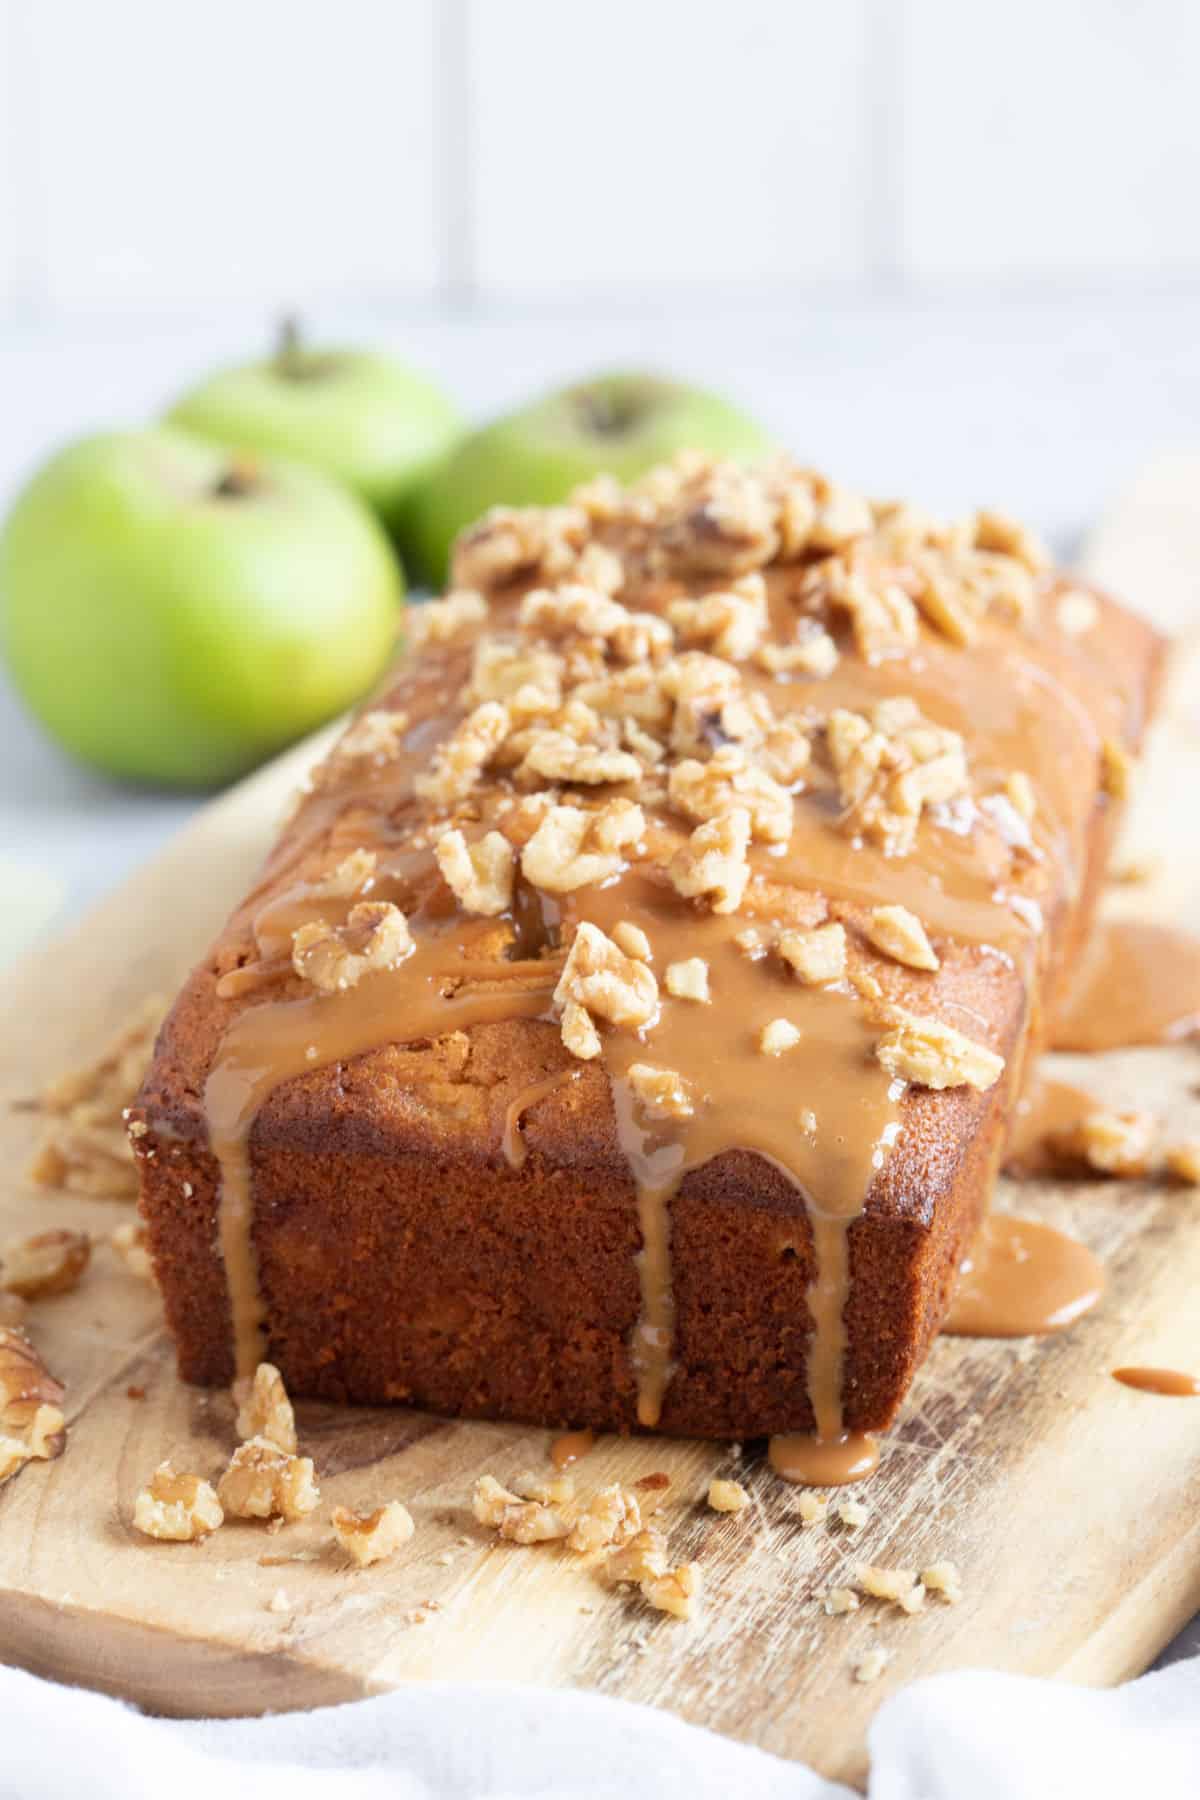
276;314;304;379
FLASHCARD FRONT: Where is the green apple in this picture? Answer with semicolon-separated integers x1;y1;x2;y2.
0;428;403;788
165;322;463;538
404;370;776;586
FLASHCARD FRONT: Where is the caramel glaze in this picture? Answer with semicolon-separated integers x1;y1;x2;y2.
943;1214;1104;1338
1050;918;1200;1052
1112;1366;1200;1397
550;1428;596;1468
502;1070;582;1170
198;562;1144;1463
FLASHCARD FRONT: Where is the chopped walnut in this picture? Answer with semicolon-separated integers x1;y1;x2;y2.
655;459;779;577
921;1559;963;1604
519;727;641;788
857;1564;920;1605
1101;738;1132;800
796;1492;828;1526
973;508;1050;573
217;1437;319;1523
831;566;920;663
626;1064;693;1121
837;1498;869;1530
756;628;839;679
132;1462;224;1542
668;574;768;662
575;541;626;594
605;1527;669;1585
560;1001;602;1061
760;1018;802;1055
875;1007;1004;1091
332;1500;415;1567
553;922;659;1056
825;700;969;856
825;1587;861;1616
435;828;515;917
473;1473;576;1543
111;1222;154;1283
408;588;487;647
452;504;589;590
664;958;710;1003
611;921;652;961
567;1480;664;1555
668;809;751;914
334;708;408;767
1005;770;1037;822
0;1328;66;1486
1073;1108;1157;1178
669;747;793;845
414;702;510;805
464;636;563;708
233;1362;297;1455
866;904;939;972
1166;1142;1200;1185
292;901;413;993
1;1229;91;1300
522;800;644;893
707;1478;749;1514
779;922;846;986
854;1646;892;1684
642;1561;702;1620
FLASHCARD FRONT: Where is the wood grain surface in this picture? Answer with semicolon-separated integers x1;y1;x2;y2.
1;483;1199;1790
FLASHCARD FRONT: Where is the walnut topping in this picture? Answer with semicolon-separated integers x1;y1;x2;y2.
414;701;510;805
664;957;710;1003
760;1018;802;1055
1005;770;1037;823
292;901;413;992
560;1001;602;1061
0;1328;66;1486
854;1646;892;1684
217;1438;320;1522
408;588;487;647
829;564;920;663
1;1229;91;1300
464;637;563;707
755;628;839;678
668;809;751;914
668;746;794;845
796;1492;829;1526
611;921;652;961
233;1362;297;1455
452;504;589;590
655;458;779;577
473;1473;577;1543
567;1479;665;1555
1166;1142;1200;1185
332;1500;415;1566
921;1559;963;1604
866;904;940;972
605;1526;669;1584
626;1063;693;1120
707;1478;750;1513
642;1561;702;1620
132;1463;224;1542
825;1587;861;1615
857;1564;920;1605
779;922;847;986
973;508;1050;573
435;828;515;916
1101;737;1133;800
111;1222;154;1283
335;708;408;767
875;1007;1004;1091
1071;1108;1157;1178
522;800;644;893
554;922;659;1055
668;574;768;662
825;700;969;856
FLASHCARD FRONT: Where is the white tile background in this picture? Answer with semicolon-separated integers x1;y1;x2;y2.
2;0;1200;318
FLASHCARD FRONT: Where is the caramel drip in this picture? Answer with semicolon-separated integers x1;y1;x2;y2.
768;1430;880;1486
1005;1075;1101;1177
501;1069;581;1170
1112;1366;1200;1397
943;1214;1104;1338
1050;919;1200;1052
198;560;1138;1428
550;1428;596;1468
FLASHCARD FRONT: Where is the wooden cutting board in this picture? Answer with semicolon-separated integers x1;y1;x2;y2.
2;468;1200;1791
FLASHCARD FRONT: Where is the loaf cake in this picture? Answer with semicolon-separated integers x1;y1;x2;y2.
130;453;1163;1455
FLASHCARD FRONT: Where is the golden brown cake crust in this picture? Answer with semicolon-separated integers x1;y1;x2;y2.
131;456;1164;1437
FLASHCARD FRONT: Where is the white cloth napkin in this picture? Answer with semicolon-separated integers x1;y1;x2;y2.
2;1658;1198;1800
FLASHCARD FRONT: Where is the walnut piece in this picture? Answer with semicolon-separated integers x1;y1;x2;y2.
667;574;768;662
779;922;846;985
611;921;652;961
1166;1142;1200;1185
669;746;793;846
668;809;751;914
218;1437;320;1522
334;708;409;767
233;1362;298;1455
292;901;413;993
825;1587;861;1615
435;828;515;917
605;1526;669;1584
332;1500;415;1566
0;1328;66;1486
857;1564;919;1604
875;1007;1004;1091
796;1492;828;1526
567;1479;666;1555
826;700;969;857
866;904;939;972
133;1462;224;1542
473;1472;577;1543
1073;1108;1157;1178
1;1228;91;1300
522;800;643;893
452;504;589;591
1101;738;1133;800
626;1064;693;1121
664;957;710;1003
642;1560;702;1620
854;1646;892;1684
760;1018;802;1055
408;588;487;647
707;1478;749;1514
414;702;510;806
553;922;659;1057
921;1559;964;1604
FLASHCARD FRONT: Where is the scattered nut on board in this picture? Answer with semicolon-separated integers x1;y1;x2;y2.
332;1501;416;1567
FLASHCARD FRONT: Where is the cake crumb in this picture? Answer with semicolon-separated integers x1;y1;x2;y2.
707;1478;750;1514
332;1501;415;1567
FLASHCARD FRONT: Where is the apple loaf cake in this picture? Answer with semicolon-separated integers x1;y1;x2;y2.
130;453;1163;1450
